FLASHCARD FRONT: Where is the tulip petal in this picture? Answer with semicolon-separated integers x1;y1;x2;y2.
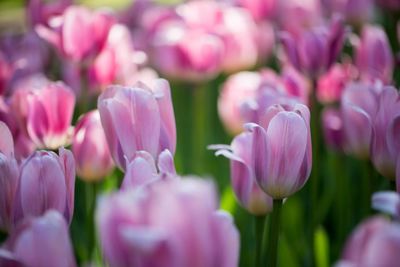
58;148;75;224
372;191;400;219
158;149;176;177
0;122;14;157
122;152;158;189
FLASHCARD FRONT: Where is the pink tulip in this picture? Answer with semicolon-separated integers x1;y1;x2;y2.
72;110;114;182
372;191;400;219
0;122;19;232
229;0;277;21
337;216;400;267
98;79;176;171
0;210;76;267
96;177;239;267
322;108;345;152
322;0;373;25
355;25;394;84
13;148;75;226
122;149;176;189
371;86;400;179
248;103;312;199
36;5;115;61
280;16;347;78
212;132;273;215
340;82;381;159
27;0;72;27
21;81;75;149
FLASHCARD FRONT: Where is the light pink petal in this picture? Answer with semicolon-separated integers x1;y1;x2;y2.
122;152;158;189
372;191;400;218
0;121;14;157
157;149;176;177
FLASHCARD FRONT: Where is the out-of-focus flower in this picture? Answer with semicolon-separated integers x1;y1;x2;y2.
211;132;273;215
228;0;277;21
248;103;312;199
0;210;76;267
340;82;381;159
98;79;176;170
372;191;400;219
13;148;75;226
317;63;356;104
376;0;400;11
322;108;345;151
27;0;72;27
14;81;75;149
72;110;114;182
0;52;12;95
0;122;19;232
121;149;176;189
371;86;400;179
322;0;373;25
355;25;394;84
96;177;239;267
280;16;347;78
36;5;115;62
277;0;322;37
336;216;400;267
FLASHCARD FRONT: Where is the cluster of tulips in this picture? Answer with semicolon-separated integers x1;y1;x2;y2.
0;0;399;266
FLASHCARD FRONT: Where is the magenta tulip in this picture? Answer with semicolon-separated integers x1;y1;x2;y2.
98;79;176;171
337;216;400;267
0;210;76;267
212;132;273;215
13;148;75;226
27;0;72;27
0;122;19;232
72;110;114;181
231;0;277;21
355;25;393;84
248;103;312;199
323;0;373;25
96;177;239;267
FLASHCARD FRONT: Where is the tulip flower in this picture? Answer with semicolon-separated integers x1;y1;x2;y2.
22;81;75;149
372;191;400;219
248;103;312;199
355;25;393;84
337;216;400;267
98;79;176;171
323;0;373;25
0;210;76;267
36;5;115;62
13;148;75;225
371;86;400;179
121;149;176;189
280;16;347;78
72;110;114;181
0;52;12;95
231;0;277;21
96;177;239;267
322;108;345;152
0;122;19;232
211;132;273;215
27;0;72;27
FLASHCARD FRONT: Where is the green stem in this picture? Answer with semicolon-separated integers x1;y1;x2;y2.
192;84;207;174
266;199;283;267
254;215;266;267
361;160;373;219
85;182;98;262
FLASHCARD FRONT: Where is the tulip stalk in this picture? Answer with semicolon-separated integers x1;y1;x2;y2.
192;84;207;174
255;215;266;266
85;182;98;261
266;199;283;267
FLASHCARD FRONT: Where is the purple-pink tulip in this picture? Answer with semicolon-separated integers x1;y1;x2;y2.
212;132;273;215
229;0;277;21
372;191;400;219
323;0;373;25
72;110;114;182
96;177;239;267
27;0;72;27
0;52;12;95
355;25;394;84
13;148;75;226
322;107;345;152
0;210;76;267
0;122;19;232
248;103;312;199
98;79;176;171
337;216;400;267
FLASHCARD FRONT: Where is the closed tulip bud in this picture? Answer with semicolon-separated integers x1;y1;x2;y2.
0;122;19;232
322;108;345;152
371;86;400;179
337;216;400;267
212;132;273;215
13;148;75;226
23;81;75;149
0;210;76;267
98;79;176;171
72;110;114;181
248;103;312;199
96;177;239;267
355;25;394;84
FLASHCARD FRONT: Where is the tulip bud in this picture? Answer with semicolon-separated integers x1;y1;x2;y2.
96;177;239;267
0;210;76;267
249;103;312;199
322;108;345;152
22;81;75;149
98;79;176;171
13;148;75;226
0;122;19;232
355;25;394;84
72;110;114;181
337;216;400;267
212;132;273;215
